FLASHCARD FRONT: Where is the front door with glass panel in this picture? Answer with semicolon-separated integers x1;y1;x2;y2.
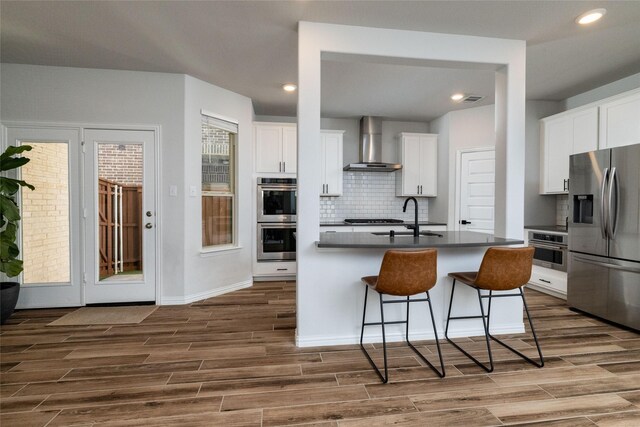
84;129;156;304
5;127;82;308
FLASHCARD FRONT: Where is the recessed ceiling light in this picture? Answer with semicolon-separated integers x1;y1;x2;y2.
576;8;606;25
451;93;464;102
283;83;297;92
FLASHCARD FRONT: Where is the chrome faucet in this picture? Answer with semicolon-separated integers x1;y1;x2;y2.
402;197;419;237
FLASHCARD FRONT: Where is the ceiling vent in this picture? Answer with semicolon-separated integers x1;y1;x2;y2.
462;95;484;103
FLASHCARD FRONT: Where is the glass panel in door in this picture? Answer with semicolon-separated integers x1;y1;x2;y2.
97;143;144;282
5;127;82;308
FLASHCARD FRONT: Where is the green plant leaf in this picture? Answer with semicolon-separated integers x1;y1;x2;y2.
0;238;20;260
0;156;30;172
0;145;32;160
0;195;20;221
0;177;35;194
0;259;23;277
0;222;17;242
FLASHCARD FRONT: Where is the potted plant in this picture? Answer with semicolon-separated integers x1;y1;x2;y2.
1;145;34;324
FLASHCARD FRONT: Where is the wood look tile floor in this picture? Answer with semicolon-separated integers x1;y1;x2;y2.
1;282;639;426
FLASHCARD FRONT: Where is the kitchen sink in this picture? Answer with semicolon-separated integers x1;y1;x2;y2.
371;231;444;237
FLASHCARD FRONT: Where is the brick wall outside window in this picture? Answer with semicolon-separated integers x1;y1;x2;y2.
98;144;143;185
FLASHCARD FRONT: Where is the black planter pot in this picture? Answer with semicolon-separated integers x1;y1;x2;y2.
1;282;20;324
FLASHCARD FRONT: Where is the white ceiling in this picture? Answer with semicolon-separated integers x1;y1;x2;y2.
2;1;640;121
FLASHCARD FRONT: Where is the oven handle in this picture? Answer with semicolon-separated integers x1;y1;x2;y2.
529;242;567;251
258;185;296;191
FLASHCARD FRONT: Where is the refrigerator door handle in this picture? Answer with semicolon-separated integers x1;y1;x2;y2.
607;167;619;239
600;168;609;239
573;256;640;274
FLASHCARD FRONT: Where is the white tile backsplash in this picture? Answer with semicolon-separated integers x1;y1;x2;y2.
556;194;569;226
320;171;428;221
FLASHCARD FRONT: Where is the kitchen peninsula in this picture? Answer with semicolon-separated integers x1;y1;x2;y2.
295;230;525;347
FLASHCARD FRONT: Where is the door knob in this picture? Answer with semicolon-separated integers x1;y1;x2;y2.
145;223;153;229
460;220;472;225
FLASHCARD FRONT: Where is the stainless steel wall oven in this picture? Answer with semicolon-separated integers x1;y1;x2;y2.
528;231;568;272
257;178;296;262
257;178;296;222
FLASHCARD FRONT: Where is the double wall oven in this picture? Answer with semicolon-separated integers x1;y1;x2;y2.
257;178;296;261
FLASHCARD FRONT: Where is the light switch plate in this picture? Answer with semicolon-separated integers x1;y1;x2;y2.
169;185;178;197
189;185;198;197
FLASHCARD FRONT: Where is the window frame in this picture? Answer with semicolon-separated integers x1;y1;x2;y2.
200;111;239;252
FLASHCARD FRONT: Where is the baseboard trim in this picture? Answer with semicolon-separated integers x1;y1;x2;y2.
295;323;525;347
161;280;253;305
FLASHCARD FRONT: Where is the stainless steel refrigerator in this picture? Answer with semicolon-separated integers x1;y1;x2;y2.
568;144;640;331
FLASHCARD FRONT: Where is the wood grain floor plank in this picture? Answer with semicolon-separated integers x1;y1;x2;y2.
301;356;421;375
0;383;25;398
262;396;416;426
0;410;60;427
168;364;302;384
540;374;640;398
336;364;462;385
454;355;571;375
337;407;500;426
198;373;338;397
47;395;223;426
490;365;616;386
1;368;70;385
200;353;322;370
365;374;495;399
144;345;267;363
563;350;640;366
9;354;148;372
93;408;262;427
221;385;369;411
410;384;553;412
63;343;191;359
64;360;202;380
598;361;640;375
0;394;47;413
589;410;640;426
36;383;201;411
488;394;635;424
14;373;172;397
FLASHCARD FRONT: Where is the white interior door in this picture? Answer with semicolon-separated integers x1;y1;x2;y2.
458;149;495;234
5;127;83;308
84;129;156;304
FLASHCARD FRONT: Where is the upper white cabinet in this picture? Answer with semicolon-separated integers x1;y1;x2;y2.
540;106;598;194
396;133;438;197
320;130;344;196
254;122;296;174
598;90;640;149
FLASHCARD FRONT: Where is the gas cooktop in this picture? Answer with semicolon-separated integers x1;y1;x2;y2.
344;218;405;224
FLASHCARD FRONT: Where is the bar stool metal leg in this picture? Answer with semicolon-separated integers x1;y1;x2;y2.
359;286;389;383
405;292;446;378
486;288;544;368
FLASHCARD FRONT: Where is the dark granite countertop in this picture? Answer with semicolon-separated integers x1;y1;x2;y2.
320;221;447;227
525;225;568;234
317;231;523;249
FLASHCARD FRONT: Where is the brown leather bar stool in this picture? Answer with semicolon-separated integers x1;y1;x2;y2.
360;249;445;383
445;247;544;372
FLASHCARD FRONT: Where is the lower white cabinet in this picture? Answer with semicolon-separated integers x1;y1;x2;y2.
527;266;567;299
253;261;296;279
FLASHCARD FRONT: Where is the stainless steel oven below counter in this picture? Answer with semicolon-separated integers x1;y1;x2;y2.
257;223;296;261
528;231;568;272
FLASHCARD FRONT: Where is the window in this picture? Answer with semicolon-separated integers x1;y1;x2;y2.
201;114;237;249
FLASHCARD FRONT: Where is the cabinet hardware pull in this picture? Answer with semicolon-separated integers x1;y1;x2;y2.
276;268;288;271
283;162;286;172
539;278;551;284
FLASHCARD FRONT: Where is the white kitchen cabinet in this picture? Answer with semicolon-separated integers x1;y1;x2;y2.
254;122;297;174
598;90;640;149
320;130;344;196
540;106;598;194
396;133;438;197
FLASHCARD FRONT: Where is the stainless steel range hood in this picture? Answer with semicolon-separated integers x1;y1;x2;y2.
343;116;402;172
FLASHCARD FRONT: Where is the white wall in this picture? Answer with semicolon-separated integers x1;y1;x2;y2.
564;72;640;110
1;64;254;304
182;76;254;300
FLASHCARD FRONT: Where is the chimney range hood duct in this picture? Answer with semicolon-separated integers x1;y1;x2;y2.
343;116;402;172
